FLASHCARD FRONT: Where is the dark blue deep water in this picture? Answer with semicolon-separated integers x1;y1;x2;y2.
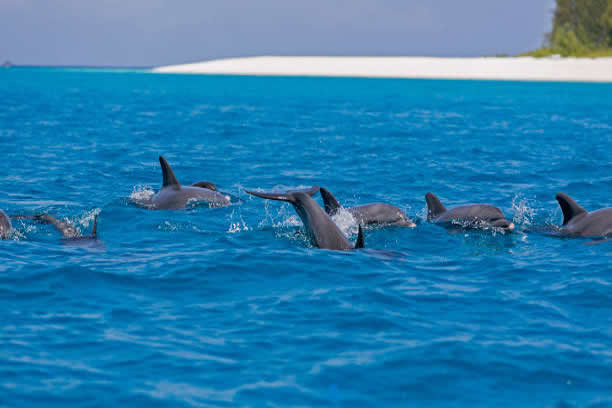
1;68;611;407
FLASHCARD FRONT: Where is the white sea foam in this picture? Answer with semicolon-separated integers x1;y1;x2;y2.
331;208;358;237
129;185;155;203
77;208;101;230
227;209;249;233
511;194;536;228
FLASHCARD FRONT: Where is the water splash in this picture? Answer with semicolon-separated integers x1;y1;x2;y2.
158;220;179;232
251;186;311;230
129;184;155;205
511;194;536;229
76;208;101;231
227;209;249;233
416;205;429;222
331;208;358;237
449;218;512;236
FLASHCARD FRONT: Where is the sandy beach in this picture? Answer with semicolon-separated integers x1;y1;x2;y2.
154;56;612;82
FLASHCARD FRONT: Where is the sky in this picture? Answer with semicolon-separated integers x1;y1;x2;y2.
0;0;556;67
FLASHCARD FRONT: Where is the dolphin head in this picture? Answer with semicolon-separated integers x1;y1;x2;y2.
0;209;12;239
490;218;515;232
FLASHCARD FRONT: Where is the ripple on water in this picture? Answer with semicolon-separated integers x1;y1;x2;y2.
0;71;611;407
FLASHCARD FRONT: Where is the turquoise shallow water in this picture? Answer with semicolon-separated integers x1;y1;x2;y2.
0;68;611;407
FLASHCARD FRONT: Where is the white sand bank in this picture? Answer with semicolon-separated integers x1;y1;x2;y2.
154;56;612;82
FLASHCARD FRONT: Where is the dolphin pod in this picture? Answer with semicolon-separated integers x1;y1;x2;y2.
1;156;611;248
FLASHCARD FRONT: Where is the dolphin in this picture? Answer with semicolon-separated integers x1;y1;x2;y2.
34;214;97;240
320;187;416;228
23;214;99;243
10;213;102;247
555;193;612;237
425;192;515;232
0;209;13;239
246;186;364;250
145;156;231;209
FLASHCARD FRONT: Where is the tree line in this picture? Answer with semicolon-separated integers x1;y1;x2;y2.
526;0;612;56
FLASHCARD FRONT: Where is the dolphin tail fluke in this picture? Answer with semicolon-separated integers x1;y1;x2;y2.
355;225;365;249
192;181;217;191
556;193;587;225
246;186;319;203
159;156;181;188
320;187;342;215
425;192;447;220
246;190;296;203
91;215;98;237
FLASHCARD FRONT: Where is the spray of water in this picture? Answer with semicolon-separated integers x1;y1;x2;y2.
331;208;358;237
511;194;536;229
227;208;249;233
129;184;155;207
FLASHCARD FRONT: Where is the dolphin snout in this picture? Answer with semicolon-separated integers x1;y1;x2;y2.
491;219;515;232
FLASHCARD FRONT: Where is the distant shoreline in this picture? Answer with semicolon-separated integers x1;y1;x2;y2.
153;56;612;83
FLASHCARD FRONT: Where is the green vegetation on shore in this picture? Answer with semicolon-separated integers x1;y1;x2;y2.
522;0;612;57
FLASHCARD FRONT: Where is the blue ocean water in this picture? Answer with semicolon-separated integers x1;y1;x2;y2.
1;67;611;407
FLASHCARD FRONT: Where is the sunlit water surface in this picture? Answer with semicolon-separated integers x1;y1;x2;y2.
1;68;611;407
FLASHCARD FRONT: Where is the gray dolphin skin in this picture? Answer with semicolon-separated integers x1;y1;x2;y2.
149;156;230;209
556;193;612;237
425;192;515;232
246;186;364;250
320;187;416;227
34;214;99;241
191;181;217;190
0;209;13;239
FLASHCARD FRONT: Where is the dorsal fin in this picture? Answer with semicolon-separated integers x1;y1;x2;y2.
320;187;342;215
91;215;98;237
425;192;447;220
192;181;217;191
159;156;180;188
245;186;319;204
556;193;587;225
354;225;365;249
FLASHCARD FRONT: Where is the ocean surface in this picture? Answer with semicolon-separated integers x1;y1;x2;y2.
1;67;611;408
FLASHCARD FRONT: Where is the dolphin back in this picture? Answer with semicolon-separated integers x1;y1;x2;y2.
320;187;343;215
192;181;217;191
159;156;181;188
247;185;363;250
425;192;447;220
35;214;79;238
556;193;587;225
35;213;99;239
